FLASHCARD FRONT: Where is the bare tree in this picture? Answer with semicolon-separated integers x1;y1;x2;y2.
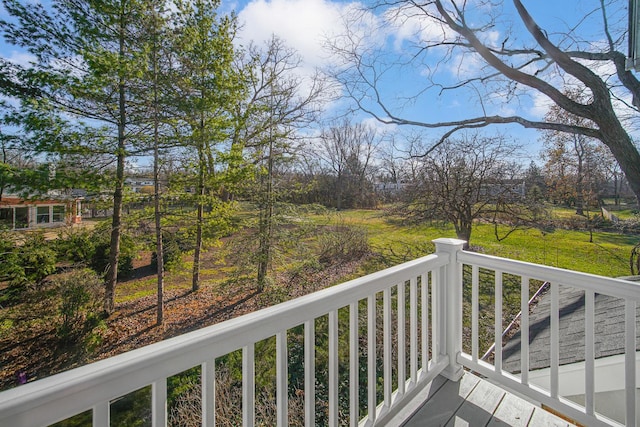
542;90;603;215
318;119;380;210
601;146;624;205
238;36;327;291
401;133;524;247
331;0;640;204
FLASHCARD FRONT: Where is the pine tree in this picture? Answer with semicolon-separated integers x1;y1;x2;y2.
171;0;245;291
1;0;151;313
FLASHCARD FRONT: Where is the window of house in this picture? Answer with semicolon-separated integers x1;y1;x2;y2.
15;207;28;228
52;205;65;222
37;206;50;224
0;208;12;228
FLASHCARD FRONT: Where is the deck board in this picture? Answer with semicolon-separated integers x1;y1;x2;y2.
527;408;573;427
400;372;577;427
402;373;480;426
487;393;535;427
445;378;506;427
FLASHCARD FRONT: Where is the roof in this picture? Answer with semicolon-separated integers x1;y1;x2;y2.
0;194;84;206
0;197;65;206
502;283;640;373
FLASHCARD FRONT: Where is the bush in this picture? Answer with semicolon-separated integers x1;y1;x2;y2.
90;231;136;279
53;268;105;344
0;233;23;284
17;233;57;284
150;232;183;272
0;232;57;306
55;228;96;265
318;225;370;265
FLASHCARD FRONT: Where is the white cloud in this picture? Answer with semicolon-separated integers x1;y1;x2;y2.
237;0;353;69
360;116;396;135
529;90;554;119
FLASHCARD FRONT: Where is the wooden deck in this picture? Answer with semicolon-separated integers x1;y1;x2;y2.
398;372;577;427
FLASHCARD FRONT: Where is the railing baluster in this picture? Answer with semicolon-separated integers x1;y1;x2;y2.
349;302;358;427
421;272;429;376
367;294;377;425
329;310;339;427
472;265;479;362
242;345;255;427
304;320;315;427
383;287;392;408
550;282;559;399
398;281;406;398
202;359;215;427
432;267;441;363
410;276;418;386
626;300;637;426
584;290;595;416
276;331;288;427
520;276;529;386
152;378;167;427
494;270;503;373
92;401;109;427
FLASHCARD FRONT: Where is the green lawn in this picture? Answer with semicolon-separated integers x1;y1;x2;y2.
314;209;638;278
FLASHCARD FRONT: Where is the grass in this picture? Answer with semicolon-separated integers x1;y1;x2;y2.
470;225;634;277
315;208;637;277
109;206;638;307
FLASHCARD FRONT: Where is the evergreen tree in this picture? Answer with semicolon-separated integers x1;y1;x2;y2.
171;0;245;291
1;0;151;313
138;0;172;324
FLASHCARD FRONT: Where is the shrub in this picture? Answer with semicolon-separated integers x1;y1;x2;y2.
54;268;105;344
17;233;57;284
0;233;23;284
90;230;136;279
318;225;370;265
150;232;183;272
55;228;96;265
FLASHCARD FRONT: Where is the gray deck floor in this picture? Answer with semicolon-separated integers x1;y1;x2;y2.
401;372;576;427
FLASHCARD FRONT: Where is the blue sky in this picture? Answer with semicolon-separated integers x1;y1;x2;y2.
0;0;634;163
220;0;633;161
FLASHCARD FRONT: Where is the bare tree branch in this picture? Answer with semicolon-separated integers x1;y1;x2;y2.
329;0;640;203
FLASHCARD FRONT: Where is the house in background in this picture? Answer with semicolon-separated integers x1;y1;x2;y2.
0;195;83;230
124;176;154;193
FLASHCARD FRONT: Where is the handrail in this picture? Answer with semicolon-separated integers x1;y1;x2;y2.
0;252;448;427
458;249;639;427
458;251;640;301
1;242;637;427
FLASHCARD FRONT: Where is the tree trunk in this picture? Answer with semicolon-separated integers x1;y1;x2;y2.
105;149;124;314
192;131;205;292
601;124;640;205
151;12;163;325
154;148;164;324
336;171;343;210
104;17;127;315
454;220;471;250
614;172;619;206
257;135;274;292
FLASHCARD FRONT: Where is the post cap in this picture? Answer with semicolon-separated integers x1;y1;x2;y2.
432;238;467;247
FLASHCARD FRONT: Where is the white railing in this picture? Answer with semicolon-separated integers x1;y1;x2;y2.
456;250;640;427
0;238;638;427
0;239;464;427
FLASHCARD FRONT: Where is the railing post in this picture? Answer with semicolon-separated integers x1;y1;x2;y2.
433;238;466;382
